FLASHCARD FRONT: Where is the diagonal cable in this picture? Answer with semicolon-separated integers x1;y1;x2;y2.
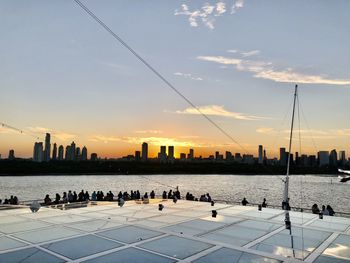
73;0;247;153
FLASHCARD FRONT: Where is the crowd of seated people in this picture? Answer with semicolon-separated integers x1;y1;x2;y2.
312;203;335;216
0;195;19;205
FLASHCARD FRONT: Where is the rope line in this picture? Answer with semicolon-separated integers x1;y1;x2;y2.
72;0;247;153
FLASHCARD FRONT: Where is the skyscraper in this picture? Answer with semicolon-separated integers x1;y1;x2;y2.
339;151;346;165
142;142;148;161
318;151;329;166
168;146;174;163
135;151;141;161
58;145;64;160
65;146;70;160
159;146;167;163
280;147;287;166
52;143;57;160
76;147;81;160
188;149;194;160
8;149;15;160
81;146;88;161
43;133;51;162
33;142;43;162
329;149;338;167
70;141;76;161
258;145;263;164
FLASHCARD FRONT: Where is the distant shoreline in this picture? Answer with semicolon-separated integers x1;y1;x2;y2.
0;159;342;176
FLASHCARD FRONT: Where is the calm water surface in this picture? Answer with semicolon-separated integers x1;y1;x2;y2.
0;174;349;212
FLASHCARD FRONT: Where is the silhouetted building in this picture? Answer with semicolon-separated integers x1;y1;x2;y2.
58;145;64;160
243;154;254;164
225;151;233;161
234;153;242;163
258;145;263;164
8;149;15;160
33;142;43;162
168;146;175;163
65;146;70;160
52;143;57;160
141;142;148;161
158;146;167;163
70;141;76;161
329;149;337;167
318;151;329;166
91;153;98;161
81;146;88;161
188;149;194;160
308;155;317;166
280;147;287;166
180;153;186;161
43;133;51;162
339;151;346;166
76;147;81;160
135;151;141;161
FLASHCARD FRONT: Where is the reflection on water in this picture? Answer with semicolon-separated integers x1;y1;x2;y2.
0;175;349;212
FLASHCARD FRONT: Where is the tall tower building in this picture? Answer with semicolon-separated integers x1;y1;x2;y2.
70;141;76;161
280;147;287;166
168;146;175;163
188;149;194;160
52;143;57;160
339;151;346;165
65;146;70;160
81;146;88;161
258;145;263;164
33;142;43;162
58;145;64;160
8;149;15;160
76;147;81;160
44;133;51;162
159;146;167;163
142;142;148;161
329;149;338;167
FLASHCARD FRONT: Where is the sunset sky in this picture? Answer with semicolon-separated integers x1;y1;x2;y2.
1;0;349;159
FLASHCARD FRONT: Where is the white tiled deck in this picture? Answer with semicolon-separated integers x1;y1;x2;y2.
0;200;349;262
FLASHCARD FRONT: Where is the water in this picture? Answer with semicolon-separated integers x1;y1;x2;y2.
0;174;349;213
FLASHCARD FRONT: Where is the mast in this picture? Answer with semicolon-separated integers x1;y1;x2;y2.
283;84;298;209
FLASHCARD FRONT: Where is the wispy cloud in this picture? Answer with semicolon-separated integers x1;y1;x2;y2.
174;1;242;29
134;130;163;134
28;127;75;142
175;105;267;121
174;72;203;81
231;0;245;13
197;54;350;85
241;50;260;57
256;127;350;139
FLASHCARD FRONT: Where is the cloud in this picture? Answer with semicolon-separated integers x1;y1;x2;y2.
174;1;237;29
28;127;75;142
174;72;203;81
175;105;267;120
256;127;275;134
241;50;260;57
256;127;350;140
134;130;163;134
197;54;350;85
231;0;245;13
88;135;121;144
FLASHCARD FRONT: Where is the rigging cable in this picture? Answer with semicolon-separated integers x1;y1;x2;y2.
297;93;305;260
1;122;41;140
72;0;248;154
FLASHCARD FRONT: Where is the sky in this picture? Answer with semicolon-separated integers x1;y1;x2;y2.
0;0;349;159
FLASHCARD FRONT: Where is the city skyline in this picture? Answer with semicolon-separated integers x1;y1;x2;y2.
1;1;349;158
2;134;349;168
